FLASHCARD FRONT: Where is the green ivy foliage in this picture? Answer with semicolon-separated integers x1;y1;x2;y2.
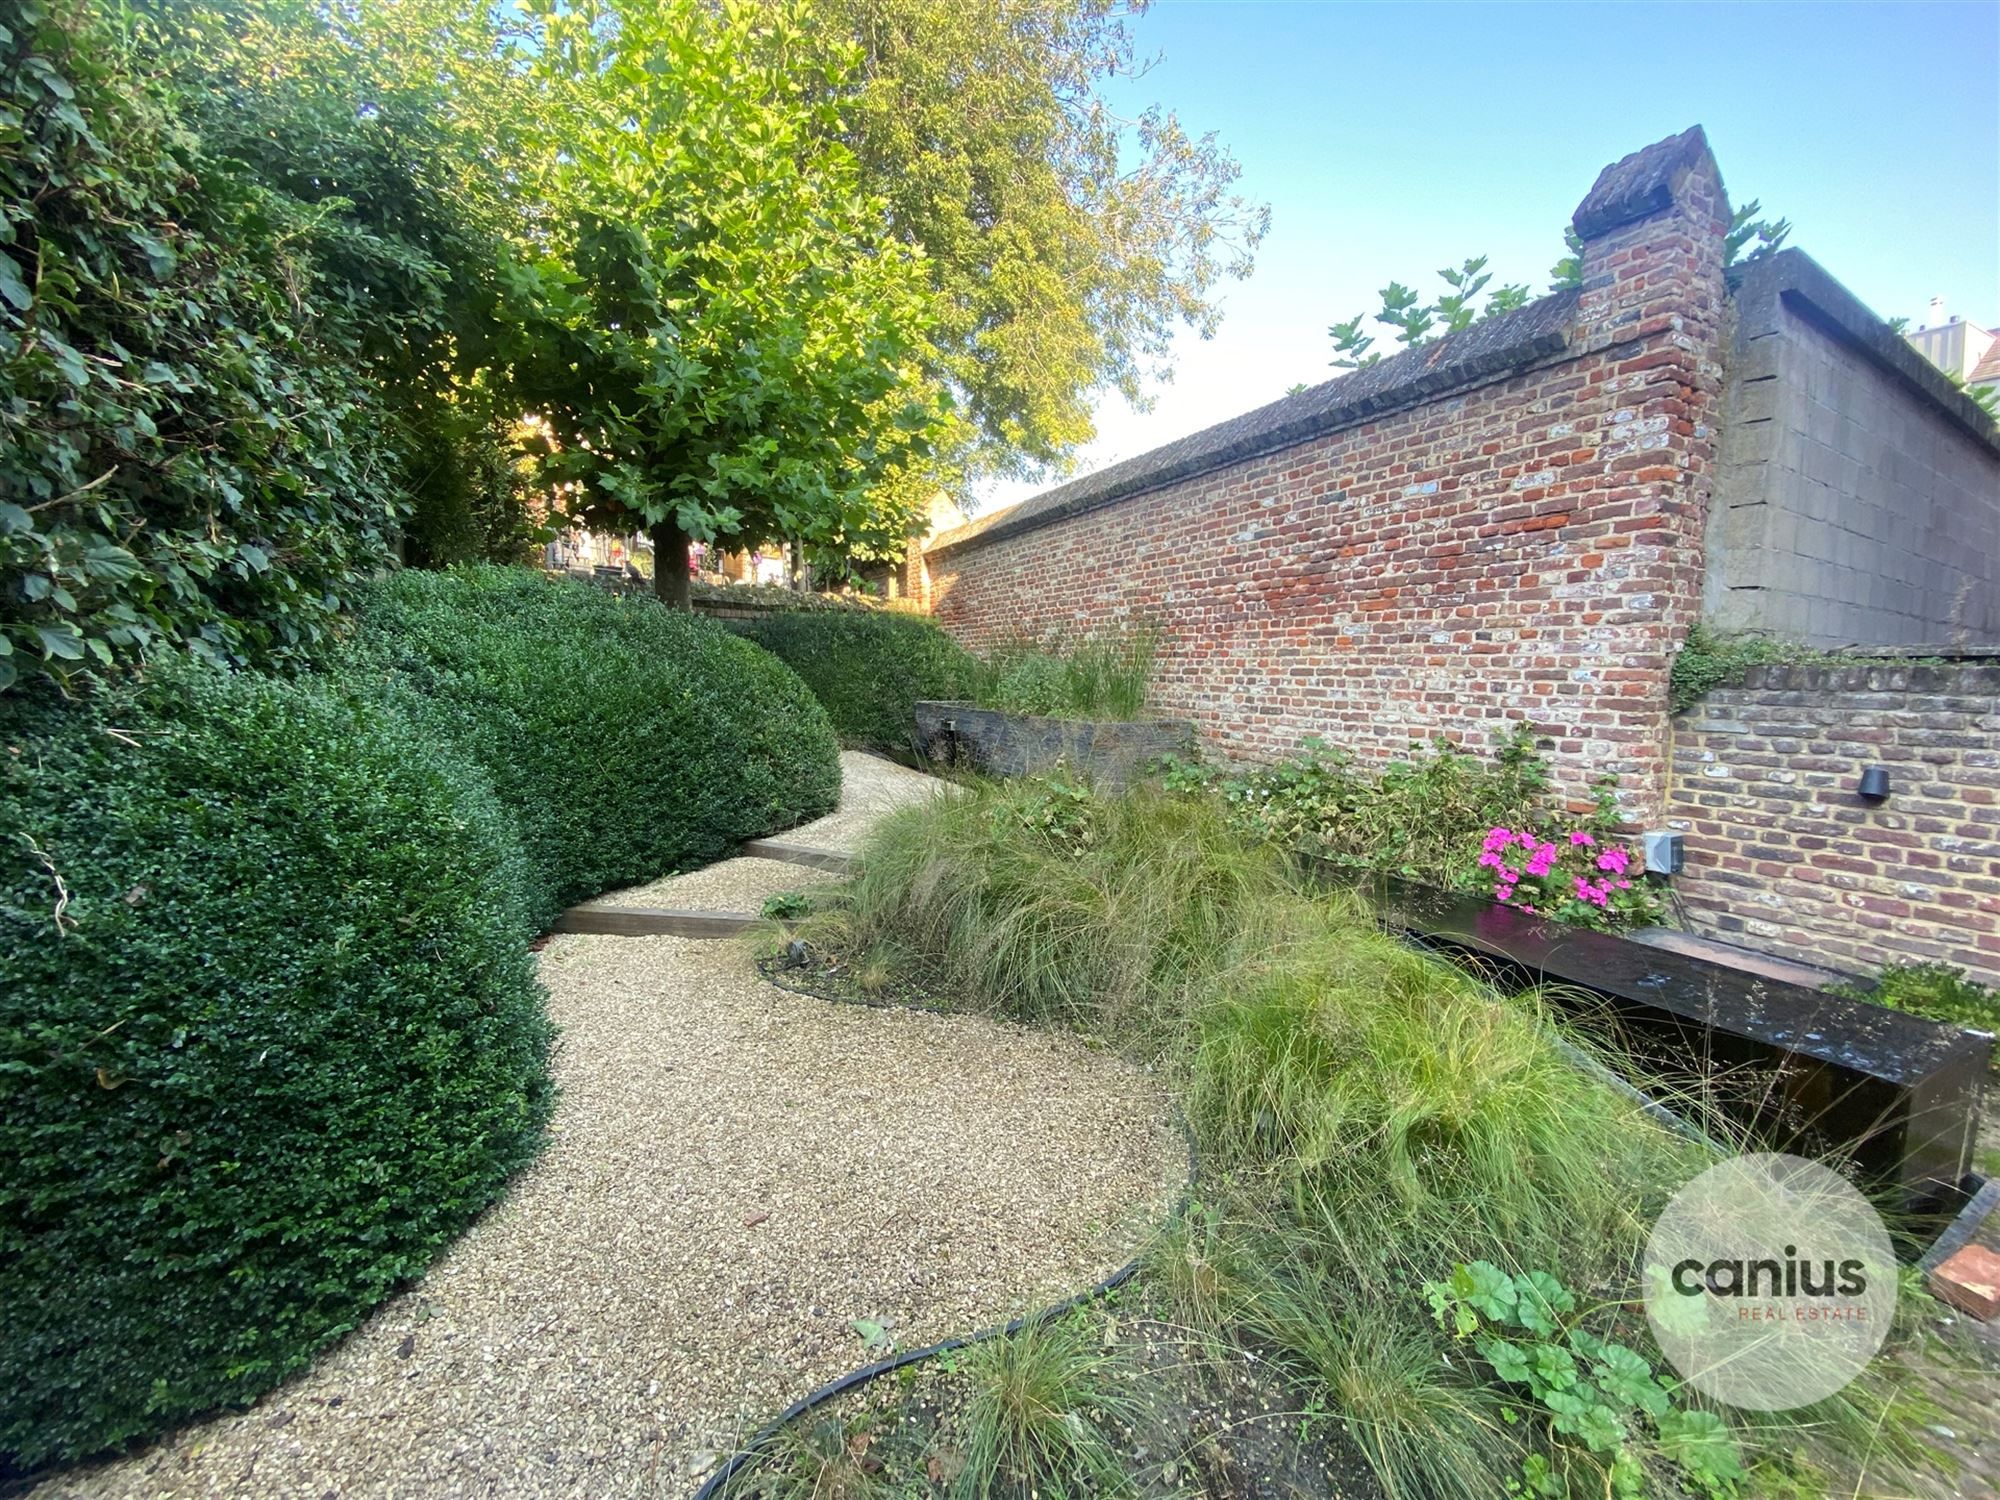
342;567;842;927
727;607;981;752
0;663;554;1465
0;0;412;691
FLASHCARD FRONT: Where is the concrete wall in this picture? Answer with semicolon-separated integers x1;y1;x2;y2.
1706;253;2000;649
1667;661;2000;986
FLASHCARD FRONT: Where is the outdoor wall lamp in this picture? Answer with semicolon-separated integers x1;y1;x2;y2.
1856;765;1891;803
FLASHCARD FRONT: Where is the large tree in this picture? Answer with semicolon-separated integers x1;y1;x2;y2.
794;0;1269;484
496;0;946;607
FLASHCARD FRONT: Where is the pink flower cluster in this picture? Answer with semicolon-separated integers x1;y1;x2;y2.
1479;825;1637;919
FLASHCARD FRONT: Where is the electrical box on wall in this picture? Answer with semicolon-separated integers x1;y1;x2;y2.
1642;830;1684;876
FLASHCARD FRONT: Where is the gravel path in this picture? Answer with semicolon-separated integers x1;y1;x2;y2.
779;752;947;854
40;754;1181;1499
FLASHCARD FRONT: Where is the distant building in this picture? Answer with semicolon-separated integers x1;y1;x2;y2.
1904;297;2000;397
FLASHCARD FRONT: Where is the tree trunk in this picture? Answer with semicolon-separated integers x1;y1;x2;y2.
649;517;691;610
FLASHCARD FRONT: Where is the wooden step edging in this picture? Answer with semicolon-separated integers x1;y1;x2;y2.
549;906;760;938
740;839;858;874
547;839;857;940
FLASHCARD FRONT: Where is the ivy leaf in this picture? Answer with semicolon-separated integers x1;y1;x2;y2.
35;624;85;660
130;231;178;278
0;249;30;311
42;334;91;388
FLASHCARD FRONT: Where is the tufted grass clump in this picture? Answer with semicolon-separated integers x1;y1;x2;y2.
819;773;1291;1036
975;623;1161;721
953;1316;1137;1500
818;774;1948;1500
1187;913;1703;1279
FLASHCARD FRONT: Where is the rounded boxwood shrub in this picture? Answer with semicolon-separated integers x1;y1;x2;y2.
0;664;554;1467
729;608;980;751
343;566;841;928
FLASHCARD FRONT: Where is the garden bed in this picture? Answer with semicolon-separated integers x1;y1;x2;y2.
914;700;1193;787
1367;878;1993;1212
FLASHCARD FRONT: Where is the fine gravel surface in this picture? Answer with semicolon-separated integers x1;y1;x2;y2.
39;754;1180;1500
579;854;839;914
779;751;948;854
579;752;945;913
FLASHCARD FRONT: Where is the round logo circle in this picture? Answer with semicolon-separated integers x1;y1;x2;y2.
1643;1152;1896;1411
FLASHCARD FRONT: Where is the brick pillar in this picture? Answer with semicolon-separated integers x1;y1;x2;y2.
1564;125;1730;818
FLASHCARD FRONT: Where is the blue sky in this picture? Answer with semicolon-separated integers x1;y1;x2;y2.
974;0;2000;512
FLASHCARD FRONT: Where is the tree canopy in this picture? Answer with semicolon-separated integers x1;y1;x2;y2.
494;0;947;606
796;0;1269;483
3;0;1268;679
1324;201;1794;376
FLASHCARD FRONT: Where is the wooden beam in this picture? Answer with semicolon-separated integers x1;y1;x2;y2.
549;906;759;938
739;839;857;874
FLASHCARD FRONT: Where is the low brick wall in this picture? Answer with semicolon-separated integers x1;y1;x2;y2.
1666;663;2000;984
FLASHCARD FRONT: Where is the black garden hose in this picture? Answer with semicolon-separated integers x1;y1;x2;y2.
689;1250;1153;1500
689;1071;1199;1500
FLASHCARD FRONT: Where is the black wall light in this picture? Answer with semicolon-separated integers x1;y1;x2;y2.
1857;765;1891;803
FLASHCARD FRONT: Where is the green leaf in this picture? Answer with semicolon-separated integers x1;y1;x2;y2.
1476;1336;1532;1385
35;624;85;660
0;249;30;311
1593;1342;1670;1417
42;334;90;388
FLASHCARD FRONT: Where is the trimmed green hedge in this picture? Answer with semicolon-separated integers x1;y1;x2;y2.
345;566;840;928
0;664;554;1466
728;608;979;751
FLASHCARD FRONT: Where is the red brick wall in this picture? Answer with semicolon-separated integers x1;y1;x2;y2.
928;147;1729;818
1667;663;2000;985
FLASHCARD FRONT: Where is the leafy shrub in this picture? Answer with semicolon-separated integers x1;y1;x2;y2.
761;890;815;922
343;566;840;929
0;0;421;692
1668;624;1856;715
729;607;980;751
0;663;553;1465
975;624;1160;720
1427;1262;1746;1498
1836;962;2000;1068
1164;724;1662;930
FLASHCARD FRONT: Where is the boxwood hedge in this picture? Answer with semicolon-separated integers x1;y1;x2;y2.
0;664;554;1466
343;567;841;929
728;608;980;752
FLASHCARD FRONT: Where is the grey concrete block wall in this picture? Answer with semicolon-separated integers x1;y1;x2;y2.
1707;252;2000;648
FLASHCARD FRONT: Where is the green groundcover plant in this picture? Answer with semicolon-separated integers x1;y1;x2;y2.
0;661;554;1465
341;566;841;928
1165;724;1663;930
